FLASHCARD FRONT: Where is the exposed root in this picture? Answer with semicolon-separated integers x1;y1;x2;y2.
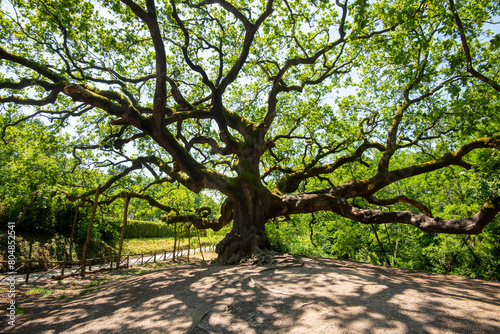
238;252;305;268
237;249;278;266
249;277;295;296
272;253;305;268
215;226;271;265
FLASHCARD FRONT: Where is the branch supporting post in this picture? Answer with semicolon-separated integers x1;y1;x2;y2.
173;222;177;262
117;194;131;269
69;204;80;261
81;186;100;278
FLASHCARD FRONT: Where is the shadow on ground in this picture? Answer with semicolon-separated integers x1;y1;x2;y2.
5;256;500;333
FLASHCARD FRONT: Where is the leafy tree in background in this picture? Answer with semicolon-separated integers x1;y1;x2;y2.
0;111;218;262
0;114;70;236
0;0;499;264
266;149;500;279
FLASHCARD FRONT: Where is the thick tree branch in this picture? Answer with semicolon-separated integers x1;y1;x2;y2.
365;195;433;217
0;89;62;106
170;0;215;91
163;197;233;231
0;78;59;90
339;135;500;198
0;47;66;83
121;0;168;125
217;0;275;94
187;135;231;155
281;191;500;234
63;84;127;117
276;141;386;193
260;3;348;135
378;103;409;173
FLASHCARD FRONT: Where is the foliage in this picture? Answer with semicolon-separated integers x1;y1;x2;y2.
84;279;108;288
267;158;500;280
0;0;499;265
0;114;74;237
123;219;176;239
120;234;220;256
26;287;55;296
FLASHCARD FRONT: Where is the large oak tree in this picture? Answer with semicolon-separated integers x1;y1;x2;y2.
1;0;499;264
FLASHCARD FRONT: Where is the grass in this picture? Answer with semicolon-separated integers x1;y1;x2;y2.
26;287;54;296
77;279;109;295
84;279;108;288
15;304;25;314
79;288;99;295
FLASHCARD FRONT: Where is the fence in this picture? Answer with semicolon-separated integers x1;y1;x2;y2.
0;244;215;283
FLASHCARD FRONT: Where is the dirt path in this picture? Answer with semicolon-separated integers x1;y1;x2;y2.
3;254;500;333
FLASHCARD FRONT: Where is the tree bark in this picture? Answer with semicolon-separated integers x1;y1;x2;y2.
215;189;273;264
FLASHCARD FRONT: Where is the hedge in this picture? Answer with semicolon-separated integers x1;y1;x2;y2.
124;220;177;239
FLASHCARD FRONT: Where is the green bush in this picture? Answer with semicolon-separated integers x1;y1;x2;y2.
74;238;116;259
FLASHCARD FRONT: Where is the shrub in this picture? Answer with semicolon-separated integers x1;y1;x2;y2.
124;220;177;239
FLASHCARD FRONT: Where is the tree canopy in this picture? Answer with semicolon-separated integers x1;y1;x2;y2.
1;0;499;264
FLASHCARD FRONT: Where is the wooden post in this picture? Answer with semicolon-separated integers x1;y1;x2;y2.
127;255;129;268
69;205;80;261
81;186;100;278
26;241;33;283
28;241;33;261
141;253;144;264
109;250;113;270
61;261;66;277
117;194;130;269
187;224;191;262
154;252;156;263
197;228;205;261
25;260;31;284
173;222;177;262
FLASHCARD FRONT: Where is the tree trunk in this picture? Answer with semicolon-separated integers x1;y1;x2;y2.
215;192;272;264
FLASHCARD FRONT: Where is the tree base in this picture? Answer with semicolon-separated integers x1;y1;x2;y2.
215;226;272;265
